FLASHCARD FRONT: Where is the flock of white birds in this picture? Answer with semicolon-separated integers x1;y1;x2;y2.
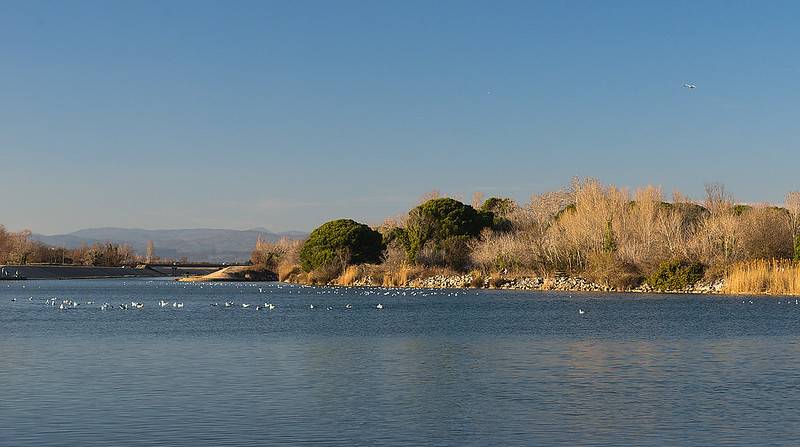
5;282;480;314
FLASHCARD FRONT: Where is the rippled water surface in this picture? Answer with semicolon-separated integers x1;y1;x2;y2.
2;278;800;446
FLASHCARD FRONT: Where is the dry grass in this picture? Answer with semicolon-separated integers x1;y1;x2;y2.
380;262;421;287
335;265;362;286
382;271;404;287
724;259;800;295
327;262;423;287
470;274;486;288
278;264;304;283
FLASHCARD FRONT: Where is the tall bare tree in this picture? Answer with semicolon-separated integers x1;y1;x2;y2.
146;239;155;264
704;182;734;215
472;191;484;210
785;191;800;240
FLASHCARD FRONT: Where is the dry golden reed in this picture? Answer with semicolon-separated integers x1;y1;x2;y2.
278;264;303;282
724;259;800;295
335;265;361;286
381;262;413;287
332;262;417;287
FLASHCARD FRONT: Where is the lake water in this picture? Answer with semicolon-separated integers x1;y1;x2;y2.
2;278;800;446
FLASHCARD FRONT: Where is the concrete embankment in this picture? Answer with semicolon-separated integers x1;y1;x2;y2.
0;265;222;280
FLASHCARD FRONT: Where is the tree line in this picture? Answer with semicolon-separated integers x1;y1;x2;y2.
252;178;800;289
0;227;143;266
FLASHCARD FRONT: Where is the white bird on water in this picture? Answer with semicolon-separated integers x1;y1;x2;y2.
376;304;383;309
578;309;585;315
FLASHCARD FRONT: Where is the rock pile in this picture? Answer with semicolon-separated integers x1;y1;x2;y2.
352;273;726;294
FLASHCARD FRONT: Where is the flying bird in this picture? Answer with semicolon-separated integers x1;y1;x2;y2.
684;84;696;89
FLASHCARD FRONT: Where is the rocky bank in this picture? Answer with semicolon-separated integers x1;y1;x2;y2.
351;273;726;294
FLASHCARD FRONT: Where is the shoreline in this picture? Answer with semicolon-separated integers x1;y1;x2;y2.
278;268;731;294
0;265;222;280
344;273;728;294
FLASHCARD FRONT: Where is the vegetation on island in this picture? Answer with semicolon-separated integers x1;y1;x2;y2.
4;176;800;295
251;178;800;294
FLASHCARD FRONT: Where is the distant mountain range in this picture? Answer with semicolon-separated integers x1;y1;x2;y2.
32;227;308;263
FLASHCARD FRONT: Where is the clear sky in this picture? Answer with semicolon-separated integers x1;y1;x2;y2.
3;0;799;235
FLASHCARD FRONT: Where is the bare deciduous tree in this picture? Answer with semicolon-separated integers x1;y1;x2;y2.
418;190;441;204
146;239;155;264
704;182;734;215
738;204;792;260
472;191;484;210
784;191;800;240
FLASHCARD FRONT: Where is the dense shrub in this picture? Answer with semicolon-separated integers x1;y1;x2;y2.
489;276;508;288
300;219;384;273
396;198;494;264
648;259;705;290
441;236;471;271
417;198;495;241
470;274;486;288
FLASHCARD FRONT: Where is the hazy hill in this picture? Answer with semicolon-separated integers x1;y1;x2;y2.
32;227;307;263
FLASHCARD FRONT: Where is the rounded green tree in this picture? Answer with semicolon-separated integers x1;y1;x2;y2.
394;198;494;264
300;219;384;273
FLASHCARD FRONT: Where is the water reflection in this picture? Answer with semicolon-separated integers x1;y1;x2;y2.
3;280;800;445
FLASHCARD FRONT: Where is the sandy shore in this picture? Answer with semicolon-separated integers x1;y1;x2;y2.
178;266;277;282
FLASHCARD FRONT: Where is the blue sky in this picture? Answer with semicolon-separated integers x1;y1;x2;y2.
3;0;799;235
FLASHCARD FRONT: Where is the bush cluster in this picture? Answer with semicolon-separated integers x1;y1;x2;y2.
648;260;705;291
299;219;384;273
393;198;494;265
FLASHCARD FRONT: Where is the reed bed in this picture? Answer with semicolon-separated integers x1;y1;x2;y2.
724;259;800;295
330;265;354;286
330;262;420;287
